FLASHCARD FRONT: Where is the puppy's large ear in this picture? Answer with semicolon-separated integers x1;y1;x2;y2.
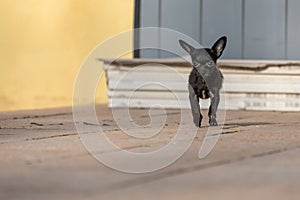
179;40;195;55
211;36;227;58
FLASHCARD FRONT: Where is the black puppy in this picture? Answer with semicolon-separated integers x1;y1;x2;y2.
179;36;227;127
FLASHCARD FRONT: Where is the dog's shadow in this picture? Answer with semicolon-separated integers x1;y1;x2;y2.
216;122;274;135
224;122;273;127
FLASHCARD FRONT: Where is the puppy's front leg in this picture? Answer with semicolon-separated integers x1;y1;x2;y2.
208;91;220;126
188;85;202;127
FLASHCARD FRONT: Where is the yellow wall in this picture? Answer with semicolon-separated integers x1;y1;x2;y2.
0;0;134;111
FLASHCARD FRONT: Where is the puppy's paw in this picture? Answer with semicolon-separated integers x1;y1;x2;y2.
209;118;218;126
194;120;202;127
193;116;203;127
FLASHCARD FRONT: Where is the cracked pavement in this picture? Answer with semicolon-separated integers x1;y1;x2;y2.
0;105;300;200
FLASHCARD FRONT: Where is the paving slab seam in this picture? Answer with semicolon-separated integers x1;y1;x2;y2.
1;112;72;121
101;144;300;194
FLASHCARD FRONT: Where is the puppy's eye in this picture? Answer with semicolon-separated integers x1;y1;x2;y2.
206;61;214;67
193;62;200;67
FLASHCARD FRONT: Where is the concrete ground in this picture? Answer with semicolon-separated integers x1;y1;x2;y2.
0;105;300;200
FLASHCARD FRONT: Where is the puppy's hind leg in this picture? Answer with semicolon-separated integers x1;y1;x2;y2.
188;85;202;127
